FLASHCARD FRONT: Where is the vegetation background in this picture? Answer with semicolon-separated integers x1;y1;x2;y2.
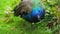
0;0;60;34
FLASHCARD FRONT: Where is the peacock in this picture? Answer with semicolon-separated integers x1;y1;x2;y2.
14;0;45;29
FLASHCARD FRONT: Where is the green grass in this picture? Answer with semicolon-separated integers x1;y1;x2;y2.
0;0;59;34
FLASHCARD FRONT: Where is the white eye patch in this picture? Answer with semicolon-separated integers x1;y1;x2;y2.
37;15;41;20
